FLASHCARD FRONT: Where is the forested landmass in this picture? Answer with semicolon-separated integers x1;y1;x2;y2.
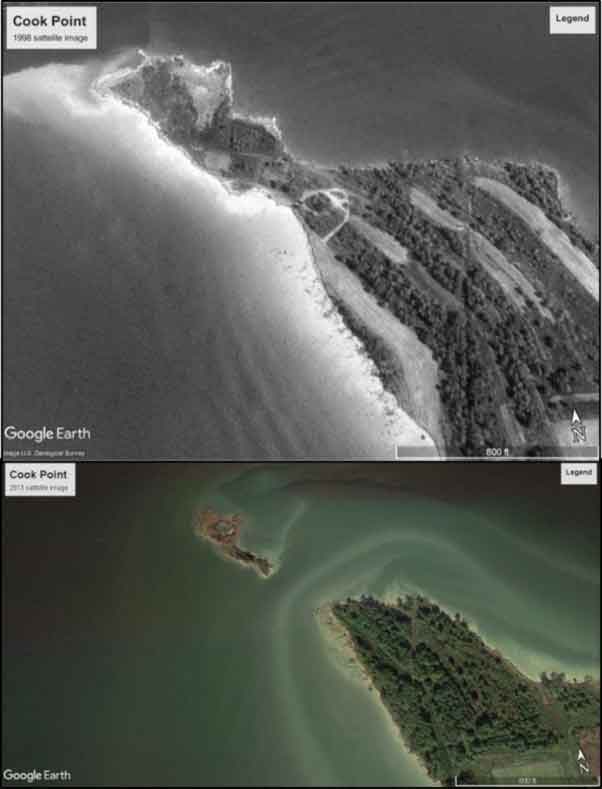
109;56;599;457
501;162;599;263
329;220;544;454
540;671;600;728
297;194;344;237
114;58;200;147
332;595;600;785
331;158;599;455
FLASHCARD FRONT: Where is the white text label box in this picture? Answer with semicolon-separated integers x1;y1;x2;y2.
550;6;596;34
5;6;97;50
560;462;598;485
5;463;76;497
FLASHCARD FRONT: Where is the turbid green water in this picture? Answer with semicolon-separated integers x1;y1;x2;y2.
2;466;599;786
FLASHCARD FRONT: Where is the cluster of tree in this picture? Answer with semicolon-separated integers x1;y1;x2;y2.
306;193;331;213
297;199;343;237
469;189;599;396
332;595;586;784
133;62;200;146
229;118;281;156
540;673;600;727
330;223;516;454
502;162;599;262
332;159;599;450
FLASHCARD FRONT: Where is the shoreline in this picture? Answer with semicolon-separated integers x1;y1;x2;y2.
381;586;600;684
88;52;598;460
316;595;600;785
314;602;437;785
91;56;294;211
294;214;442;459
93;58;596;245
194;508;275;579
91;59;445;461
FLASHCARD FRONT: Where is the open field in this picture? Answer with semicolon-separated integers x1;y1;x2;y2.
469;231;555;321
350;215;409;265
410;187;465;231
410;184;555;320
309;231;444;455
492;758;564;780
475;177;599;301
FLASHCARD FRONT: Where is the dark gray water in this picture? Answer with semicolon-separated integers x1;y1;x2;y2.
5;2;598;227
2;465;600;786
4;59;430;459
148;2;599;231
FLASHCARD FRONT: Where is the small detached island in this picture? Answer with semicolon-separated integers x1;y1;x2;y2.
322;594;600;786
194;508;273;578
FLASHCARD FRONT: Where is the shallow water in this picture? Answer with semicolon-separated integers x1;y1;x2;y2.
4;61;429;459
3;466;599;786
